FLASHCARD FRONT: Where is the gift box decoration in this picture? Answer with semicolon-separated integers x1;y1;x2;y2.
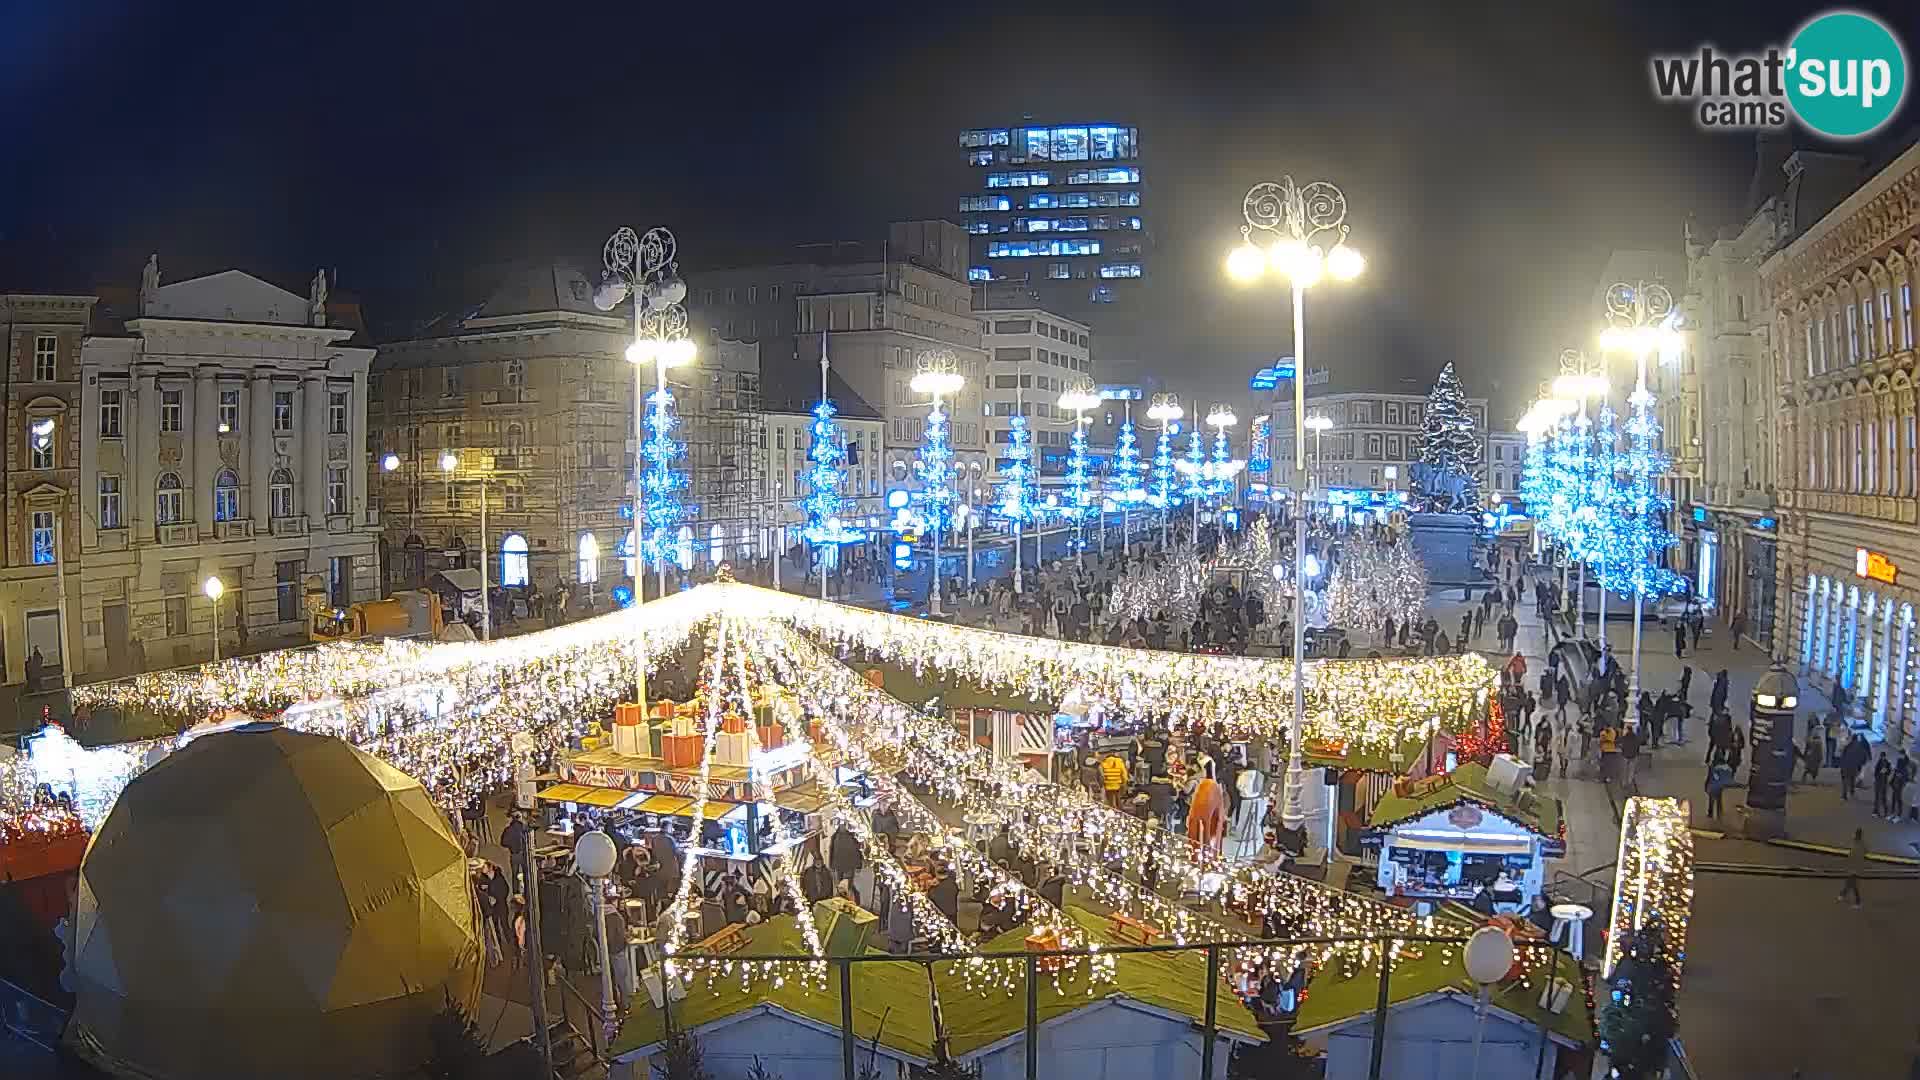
672;714;700;738
716;730;751;767
721;712;747;736
646;722;666;758
663;733;702;769
758;722;784;750
808;719;825;743
649;700;675;722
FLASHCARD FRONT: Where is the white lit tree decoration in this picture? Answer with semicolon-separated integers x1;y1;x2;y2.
1411;362;1483;514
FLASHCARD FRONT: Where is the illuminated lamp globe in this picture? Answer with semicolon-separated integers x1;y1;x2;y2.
1304;415;1334;434
439;451;458;473
203;576;224;602
1291;244;1325;288
381;452;400;472
910;371;964;396
1463;925;1516;985
1226;242;1267;282
1205;405;1238;428
67;725;481;1080
625;340;657;366
1326;242;1365;281
1147;399;1184;424
661;338;698;368
592;277;629;312
574;830;618;879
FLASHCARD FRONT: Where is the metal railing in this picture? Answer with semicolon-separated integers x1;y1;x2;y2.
0;975;67;1055
646;932;1582;1080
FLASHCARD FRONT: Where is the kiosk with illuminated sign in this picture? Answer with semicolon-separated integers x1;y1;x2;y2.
1857;547;1898;585
1369;760;1564;913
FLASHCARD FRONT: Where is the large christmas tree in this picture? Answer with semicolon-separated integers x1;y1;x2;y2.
1598;919;1678;1077
1413;363;1483;513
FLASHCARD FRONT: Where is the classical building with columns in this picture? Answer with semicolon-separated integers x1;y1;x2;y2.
74;262;380;675
1765;139;1920;746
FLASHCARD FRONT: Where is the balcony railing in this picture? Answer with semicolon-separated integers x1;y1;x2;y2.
270;515;309;537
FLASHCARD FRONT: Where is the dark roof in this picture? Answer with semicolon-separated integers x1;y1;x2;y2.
761;356;880;420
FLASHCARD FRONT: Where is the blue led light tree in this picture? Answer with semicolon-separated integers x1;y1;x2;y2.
800;380;865;599
1180;425;1210;540
909;349;964;616
995;404;1039;592
640;385;694;572
1111;408;1147;548
1058;382;1100;554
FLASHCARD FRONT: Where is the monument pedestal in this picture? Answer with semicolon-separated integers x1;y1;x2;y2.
1406;512;1484;587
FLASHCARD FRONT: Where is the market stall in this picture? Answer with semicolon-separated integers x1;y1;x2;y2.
1367;759;1563;913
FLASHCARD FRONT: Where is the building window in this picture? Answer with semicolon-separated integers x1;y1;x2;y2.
326;466;347;515
273;391;294;431
270;468;294;519
28;418;54;469
30;511;54;565
218;388;240;433
1881;288;1895;354
1903;284;1914;351
1848;304;1860;363
505;359;524;388
501;533;529;587
155;472;183;524
98;475;121;530
276;560;303;623
99;389;122;438
165;597;188;637
577;532;600;587
214;470;240;522
32;335;56;381
160;388;183;432
327;390;348;435
444;368;463;397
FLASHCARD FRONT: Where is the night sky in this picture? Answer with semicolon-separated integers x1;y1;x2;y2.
4;1;1915;422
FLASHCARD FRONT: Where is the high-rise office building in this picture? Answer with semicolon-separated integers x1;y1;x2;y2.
958;122;1146;330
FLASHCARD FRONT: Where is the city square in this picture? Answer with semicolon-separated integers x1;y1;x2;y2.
0;5;1917;1080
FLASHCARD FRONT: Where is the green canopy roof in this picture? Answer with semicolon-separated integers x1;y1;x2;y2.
1295;943;1590;1048
613;905;1264;1060
857;661;1060;715
1366;761;1562;839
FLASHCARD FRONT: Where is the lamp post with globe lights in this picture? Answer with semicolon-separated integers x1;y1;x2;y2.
595;225;694;719
910;349;965;617
1226;176;1365;834
439;451;490;641
203;576;225;663
1304;413;1333;497
1597;281;1685;731
1205;402;1242;512
572;829;620;1049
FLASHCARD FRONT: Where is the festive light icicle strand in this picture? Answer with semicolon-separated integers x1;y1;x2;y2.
661;617;732;973
750;620;1447;980
640;384;694;566
712;583;1492;751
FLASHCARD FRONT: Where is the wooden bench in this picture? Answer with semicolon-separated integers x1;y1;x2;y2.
1107;912;1162;946
691;923;749;955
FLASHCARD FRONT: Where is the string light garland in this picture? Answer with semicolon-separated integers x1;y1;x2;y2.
661;618;732;972
1149;422;1179;511
1064;415;1094;551
716;583;1493;751
1602;796;1693;984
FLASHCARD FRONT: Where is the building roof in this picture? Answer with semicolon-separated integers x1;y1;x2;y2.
1367;761;1562;839
612;905;1264;1061
761;356;881;421
1294;944;1589;1048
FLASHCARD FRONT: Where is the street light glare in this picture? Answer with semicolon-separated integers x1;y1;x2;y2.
381;453;400;472
662;338;698;368
1304;415;1334;433
909;371;964;395
1206;406;1238;428
1326;243;1365;281
202;576;224;601
625;340;655;365
439;452;458;473
1226;242;1267;282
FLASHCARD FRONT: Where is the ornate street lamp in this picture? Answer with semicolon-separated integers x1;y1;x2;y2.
1226;176;1365;837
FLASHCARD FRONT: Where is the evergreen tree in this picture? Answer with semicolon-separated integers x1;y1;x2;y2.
1414;363;1483;512
1598;919;1678;1078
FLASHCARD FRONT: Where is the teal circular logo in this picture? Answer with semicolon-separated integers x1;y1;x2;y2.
1787;11;1908;138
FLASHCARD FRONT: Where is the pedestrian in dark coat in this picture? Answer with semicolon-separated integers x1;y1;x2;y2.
1673;623;1686;658
1709;669;1730;715
1874;753;1893;816
1839;733;1871;802
829;823;864;882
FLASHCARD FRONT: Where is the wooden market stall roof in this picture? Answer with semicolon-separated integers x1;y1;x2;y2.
1295;943;1590;1048
1366;761;1563;839
611;904;1263;1061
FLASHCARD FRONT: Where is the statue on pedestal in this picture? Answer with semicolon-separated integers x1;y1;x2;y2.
309;268;329;327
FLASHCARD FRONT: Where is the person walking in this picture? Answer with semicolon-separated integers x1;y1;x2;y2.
1838;827;1867;909
1799;727;1825;784
1554;717;1573;779
1727;723;1746;775
1874;752;1894;817
1823;709;1843;769
1704;755;1732;820
1673;622;1686;659
1599;724;1620;786
1100;751;1129;809
1706;707;1732;766
1839;732;1871;802
1619;725;1643;793
1892;754;1913;821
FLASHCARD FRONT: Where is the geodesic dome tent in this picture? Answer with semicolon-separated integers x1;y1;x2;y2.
66;723;482;1080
